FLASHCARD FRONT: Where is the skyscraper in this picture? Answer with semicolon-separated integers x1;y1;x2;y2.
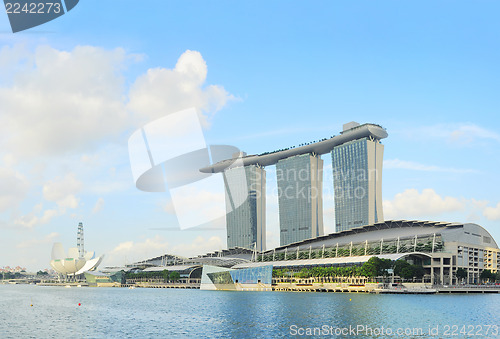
201;121;387;250
331;122;384;232
223;165;266;251
276;153;324;246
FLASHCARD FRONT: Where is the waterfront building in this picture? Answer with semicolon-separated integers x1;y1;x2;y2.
276;154;324;246
125;221;498;288
237;220;499;285
103;247;254;274
223;165;266;252
331;122;384;232
200;265;272;291
84;271;123;287
49;222;103;277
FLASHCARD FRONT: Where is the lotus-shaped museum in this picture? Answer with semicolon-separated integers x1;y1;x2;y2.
50;242;104;276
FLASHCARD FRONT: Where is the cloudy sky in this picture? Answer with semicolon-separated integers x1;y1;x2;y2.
1;1;500;271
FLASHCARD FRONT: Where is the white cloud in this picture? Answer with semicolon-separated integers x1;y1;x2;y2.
384;159;478;174
323;206;335;234
17;232;59;248
0;45;129;157
2;154;17;167
0;44;31;79
0;167;29;212
92;198;105;214
266;230;279;251
0;46;238;270
42;173;82;209
106;235;170;266
128;50;235;127
449;124;500;143
170;235;224;258
168;182;226;229
483;202;500;221
105;234;224;266
112;241;134;253
414;123;500;145
383;188;465;220
14;207;58;228
163;199;176;215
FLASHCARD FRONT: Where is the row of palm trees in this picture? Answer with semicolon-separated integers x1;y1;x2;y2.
125;270;181;283
272;258;424;281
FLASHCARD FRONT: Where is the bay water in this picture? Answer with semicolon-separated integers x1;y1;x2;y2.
1;284;498;338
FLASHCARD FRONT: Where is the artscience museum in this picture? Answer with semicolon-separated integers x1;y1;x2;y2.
49;222;103;278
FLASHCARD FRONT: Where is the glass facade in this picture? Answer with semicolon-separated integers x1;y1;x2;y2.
276;154;323;246
207;271;234;285
230;265;272;285
207;266;273;286
331;138;384;232
223;165;266;251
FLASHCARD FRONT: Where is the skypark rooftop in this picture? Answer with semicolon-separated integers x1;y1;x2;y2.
200;122;387;173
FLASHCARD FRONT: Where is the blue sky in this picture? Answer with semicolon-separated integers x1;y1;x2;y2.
1;1;500;271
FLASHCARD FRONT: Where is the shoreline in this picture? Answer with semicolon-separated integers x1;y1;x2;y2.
21;281;500;294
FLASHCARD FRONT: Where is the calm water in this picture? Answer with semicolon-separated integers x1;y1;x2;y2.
1;284;499;338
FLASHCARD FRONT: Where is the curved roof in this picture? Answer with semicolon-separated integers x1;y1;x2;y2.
142;265;203;278
442;223;499;249
265;220;498;254
75;255;104;275
200;123;387;173
143;265;201;272
267;220;462;253
182;256;250;268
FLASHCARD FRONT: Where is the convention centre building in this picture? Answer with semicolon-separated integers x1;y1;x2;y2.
233;220;498;285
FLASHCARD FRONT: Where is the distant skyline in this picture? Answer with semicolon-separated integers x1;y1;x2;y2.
1;1;500;271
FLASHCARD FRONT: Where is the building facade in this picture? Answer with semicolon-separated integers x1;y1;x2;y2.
245;220;498;285
223;165;266;252
200;265;273;291
332;122;384;232
276;153;324;246
201;122;388;252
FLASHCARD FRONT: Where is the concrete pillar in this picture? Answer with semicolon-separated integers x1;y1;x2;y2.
440;257;444;285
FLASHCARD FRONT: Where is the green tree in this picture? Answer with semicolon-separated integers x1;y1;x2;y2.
412;265;424;279
161;269;169;282
379;259;393;276
361;257;380;277
297;268;310;278
169;271;180;282
480;269;495;283
393;260;424;281
456;268;467;282
393;260;410;276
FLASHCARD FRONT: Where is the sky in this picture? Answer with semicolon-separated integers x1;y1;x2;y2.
1;1;500;271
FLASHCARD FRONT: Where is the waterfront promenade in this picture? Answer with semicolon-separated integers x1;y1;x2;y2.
28;279;500;294
271;281;500;294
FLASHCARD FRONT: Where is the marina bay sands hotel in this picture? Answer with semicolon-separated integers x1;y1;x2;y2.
201;122;387;252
